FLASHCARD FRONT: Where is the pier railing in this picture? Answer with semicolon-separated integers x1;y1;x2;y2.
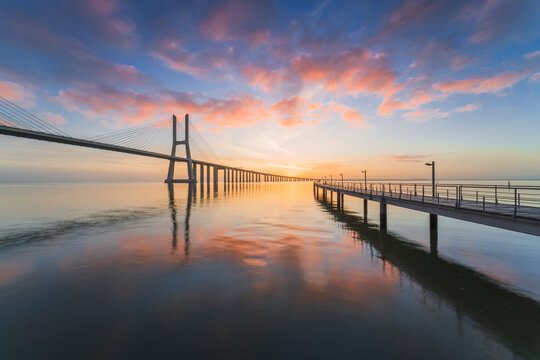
315;180;540;220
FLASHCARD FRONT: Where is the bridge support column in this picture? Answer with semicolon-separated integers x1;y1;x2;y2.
207;165;210;185
213;166;218;184
200;164;204;184
193;163;197;182
337;191;341;208
430;214;438;256
165;114;195;183
380;197;387;230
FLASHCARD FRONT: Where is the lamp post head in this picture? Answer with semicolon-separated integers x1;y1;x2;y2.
425;163;432;166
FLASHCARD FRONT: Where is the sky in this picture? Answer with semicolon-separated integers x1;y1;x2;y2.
0;0;539;182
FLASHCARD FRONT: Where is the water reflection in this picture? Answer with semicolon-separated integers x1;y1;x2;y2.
316;197;540;359
167;183;194;257
0;183;539;359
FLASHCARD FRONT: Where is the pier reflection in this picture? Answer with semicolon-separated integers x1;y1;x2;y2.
317;198;540;359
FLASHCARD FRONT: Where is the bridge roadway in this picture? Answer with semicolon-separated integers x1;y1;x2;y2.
0;125;312;183
315;182;540;236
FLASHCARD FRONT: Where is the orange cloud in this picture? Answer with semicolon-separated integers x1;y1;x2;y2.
242;65;286;91
434;71;530;94
377;90;434;115
377;97;410;115
329;103;369;128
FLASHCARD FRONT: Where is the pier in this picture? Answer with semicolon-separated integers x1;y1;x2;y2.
314;181;540;236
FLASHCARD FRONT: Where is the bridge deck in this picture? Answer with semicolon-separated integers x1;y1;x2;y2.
315;183;540;236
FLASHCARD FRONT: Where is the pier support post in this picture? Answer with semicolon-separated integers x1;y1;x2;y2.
337;191;341;208
380;197;387;230
430;214;438;256
363;199;368;221
200;164;204;184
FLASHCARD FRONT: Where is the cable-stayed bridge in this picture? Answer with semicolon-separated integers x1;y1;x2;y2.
0;96;313;184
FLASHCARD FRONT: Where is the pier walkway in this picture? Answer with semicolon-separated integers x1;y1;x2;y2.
314;181;540;236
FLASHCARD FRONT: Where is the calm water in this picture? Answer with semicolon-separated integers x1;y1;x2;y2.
0;182;539;359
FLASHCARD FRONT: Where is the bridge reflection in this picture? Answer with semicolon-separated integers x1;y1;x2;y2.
315;197;540;359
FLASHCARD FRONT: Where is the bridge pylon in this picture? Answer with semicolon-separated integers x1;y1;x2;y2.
164;114;196;183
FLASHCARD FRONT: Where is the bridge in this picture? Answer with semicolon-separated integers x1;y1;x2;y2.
1;96;539;236
0;96;313;184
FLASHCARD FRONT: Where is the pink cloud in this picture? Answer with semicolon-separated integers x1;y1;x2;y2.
291;47;402;98
434;71;530;94
270;96;306;128
201;95;271;128
0;79;34;106
242;65;287;92
56;85;273;128
199;0;271;45
377;98;410;115
151;41;205;76
56;85;203;124
377;90;434;115
403;108;449;123
454;103;480;112
329;103;369;128
38;112;66;125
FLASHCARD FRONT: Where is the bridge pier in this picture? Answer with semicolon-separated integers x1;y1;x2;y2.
380;197;387;230
200;163;204;184
337;190;341;208
164;114;196;183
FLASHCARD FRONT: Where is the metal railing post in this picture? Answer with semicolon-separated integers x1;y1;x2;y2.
513;188;517;218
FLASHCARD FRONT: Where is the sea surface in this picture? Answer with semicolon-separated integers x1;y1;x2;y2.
0;182;539;359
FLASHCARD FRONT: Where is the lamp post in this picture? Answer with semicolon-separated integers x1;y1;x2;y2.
340;173;343;188
329;175;332;184
361;170;367;190
425;161;435;197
